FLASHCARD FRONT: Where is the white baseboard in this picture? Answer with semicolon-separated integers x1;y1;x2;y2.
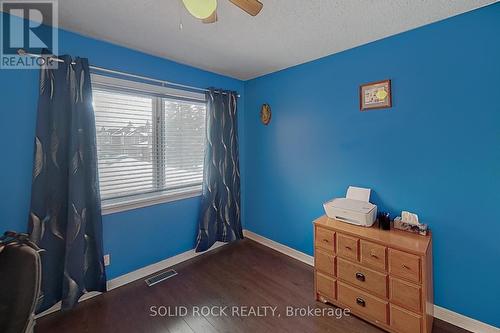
242;229;499;333
242;229;314;266
107;241;226;290
433;305;499;333
36;241;227;318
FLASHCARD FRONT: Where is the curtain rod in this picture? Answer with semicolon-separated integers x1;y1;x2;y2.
17;49;240;97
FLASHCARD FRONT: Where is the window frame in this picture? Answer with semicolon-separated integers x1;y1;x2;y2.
91;74;207;215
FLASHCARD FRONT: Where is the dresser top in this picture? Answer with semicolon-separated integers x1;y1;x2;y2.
314;215;431;255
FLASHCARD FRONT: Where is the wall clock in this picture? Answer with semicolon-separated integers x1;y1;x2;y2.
260;104;271;125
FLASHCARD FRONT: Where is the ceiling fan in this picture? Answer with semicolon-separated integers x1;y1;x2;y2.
181;0;263;24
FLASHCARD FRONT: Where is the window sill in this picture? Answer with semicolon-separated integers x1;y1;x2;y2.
101;186;202;215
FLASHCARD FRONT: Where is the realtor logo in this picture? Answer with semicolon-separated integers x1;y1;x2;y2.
1;0;58;69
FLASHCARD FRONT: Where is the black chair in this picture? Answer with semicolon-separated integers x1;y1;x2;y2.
0;232;43;333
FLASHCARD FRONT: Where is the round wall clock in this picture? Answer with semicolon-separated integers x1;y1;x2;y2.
260;104;272;125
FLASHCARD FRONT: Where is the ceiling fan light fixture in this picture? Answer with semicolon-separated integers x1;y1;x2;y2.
182;0;217;19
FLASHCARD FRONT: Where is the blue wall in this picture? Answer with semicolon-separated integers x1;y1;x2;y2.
243;3;500;327
0;14;245;279
1;4;500;327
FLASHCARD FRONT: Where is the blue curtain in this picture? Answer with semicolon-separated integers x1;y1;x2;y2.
28;56;106;311
196;89;243;252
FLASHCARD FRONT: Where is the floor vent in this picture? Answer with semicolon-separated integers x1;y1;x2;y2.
145;269;178;287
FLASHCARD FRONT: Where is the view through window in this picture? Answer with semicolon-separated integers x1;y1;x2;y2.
92;79;206;203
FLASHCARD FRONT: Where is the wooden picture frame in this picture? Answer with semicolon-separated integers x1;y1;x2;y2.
360;79;392;111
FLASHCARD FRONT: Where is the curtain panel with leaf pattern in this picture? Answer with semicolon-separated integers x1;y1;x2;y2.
28;56;106;312
195;89;243;252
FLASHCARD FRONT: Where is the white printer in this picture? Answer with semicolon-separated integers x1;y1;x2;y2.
323;186;377;227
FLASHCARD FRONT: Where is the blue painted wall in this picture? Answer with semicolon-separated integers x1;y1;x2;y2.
0;13;245;279
1;4;500;327
243;3;500;327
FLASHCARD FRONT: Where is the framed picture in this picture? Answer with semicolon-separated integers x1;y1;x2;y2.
360;79;392;111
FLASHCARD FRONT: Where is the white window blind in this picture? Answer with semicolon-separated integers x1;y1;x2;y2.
163;99;206;189
92;74;206;209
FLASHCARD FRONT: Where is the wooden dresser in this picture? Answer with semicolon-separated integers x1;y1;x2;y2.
314;215;433;333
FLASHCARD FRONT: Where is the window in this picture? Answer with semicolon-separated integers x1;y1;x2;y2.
92;74;206;213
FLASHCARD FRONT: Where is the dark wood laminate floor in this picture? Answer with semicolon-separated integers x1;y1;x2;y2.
36;239;469;333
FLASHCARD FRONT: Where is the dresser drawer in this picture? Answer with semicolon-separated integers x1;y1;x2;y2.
315;227;335;252
389;249;421;283
390;304;422;333
315;248;335;276
360;240;386;271
338;282;388;324
316;272;336;300
337;233;359;261
390;277;421;312
337;258;387;298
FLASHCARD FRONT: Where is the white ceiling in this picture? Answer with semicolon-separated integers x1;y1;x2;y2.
54;1;497;79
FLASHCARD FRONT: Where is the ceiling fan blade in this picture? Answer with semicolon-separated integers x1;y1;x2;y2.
202;11;217;23
229;0;263;16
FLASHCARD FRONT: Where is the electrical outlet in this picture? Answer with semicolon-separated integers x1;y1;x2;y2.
104;254;110;266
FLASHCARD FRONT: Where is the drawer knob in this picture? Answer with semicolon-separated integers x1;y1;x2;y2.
345;246;352;250
355;272;366;282
356;297;366;307
370;251;378;259
402;264;410;270
322;239;330;243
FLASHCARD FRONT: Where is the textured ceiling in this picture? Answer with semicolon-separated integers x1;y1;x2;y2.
48;1;499;79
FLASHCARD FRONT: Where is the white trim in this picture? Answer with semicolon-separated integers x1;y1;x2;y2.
242;230;314;266
91;73;206;102
36;241;227;318
242;229;500;333
101;186;202;215
107;241;226;290
433;305;499;333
